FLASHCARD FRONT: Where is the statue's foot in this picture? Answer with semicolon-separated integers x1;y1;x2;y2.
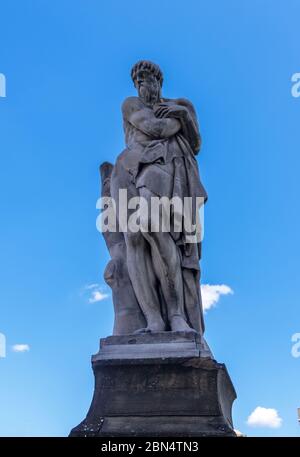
133;320;166;334
170;315;197;333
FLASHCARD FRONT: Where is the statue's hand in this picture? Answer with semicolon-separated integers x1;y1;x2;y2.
154;103;188;120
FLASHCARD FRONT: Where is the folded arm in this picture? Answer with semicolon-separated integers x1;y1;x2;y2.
122;97;181;140
154;99;201;154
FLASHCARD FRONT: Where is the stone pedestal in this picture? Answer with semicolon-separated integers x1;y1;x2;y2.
70;332;236;437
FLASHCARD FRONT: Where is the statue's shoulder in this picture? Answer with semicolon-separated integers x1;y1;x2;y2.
176;98;197;115
163;97;197;118
122;96;143;117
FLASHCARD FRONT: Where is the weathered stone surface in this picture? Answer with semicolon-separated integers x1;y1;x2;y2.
94;331;212;361
70;334;236;437
100;162;146;334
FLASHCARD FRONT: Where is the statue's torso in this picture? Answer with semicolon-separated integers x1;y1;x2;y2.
113;96;205;201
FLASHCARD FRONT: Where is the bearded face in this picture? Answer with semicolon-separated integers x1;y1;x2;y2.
135;70;161;106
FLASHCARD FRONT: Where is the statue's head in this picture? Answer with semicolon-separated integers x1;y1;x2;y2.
131;60;163;105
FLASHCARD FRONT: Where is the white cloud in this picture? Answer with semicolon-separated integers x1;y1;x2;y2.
89;290;109;303
201;284;233;312
84;283;109;303
12;344;30;353
84;283;99;290
247;407;283;429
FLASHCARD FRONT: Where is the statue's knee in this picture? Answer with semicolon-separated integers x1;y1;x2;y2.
104;259;116;285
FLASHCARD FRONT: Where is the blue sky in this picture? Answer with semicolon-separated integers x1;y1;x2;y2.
0;0;299;437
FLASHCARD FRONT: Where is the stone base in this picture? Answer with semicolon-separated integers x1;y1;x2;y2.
70;332;237;437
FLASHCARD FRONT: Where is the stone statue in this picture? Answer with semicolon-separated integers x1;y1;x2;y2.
102;60;207;335
70;61;237;437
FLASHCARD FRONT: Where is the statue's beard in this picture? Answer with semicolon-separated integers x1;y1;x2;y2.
139;85;160;107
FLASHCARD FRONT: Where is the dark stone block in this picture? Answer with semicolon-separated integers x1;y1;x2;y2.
70;333;236;437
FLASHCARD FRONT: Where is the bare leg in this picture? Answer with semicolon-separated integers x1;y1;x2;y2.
139;187;195;332
125;231;166;332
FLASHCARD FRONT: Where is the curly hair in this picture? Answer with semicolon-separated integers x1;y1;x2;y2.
131;60;163;87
